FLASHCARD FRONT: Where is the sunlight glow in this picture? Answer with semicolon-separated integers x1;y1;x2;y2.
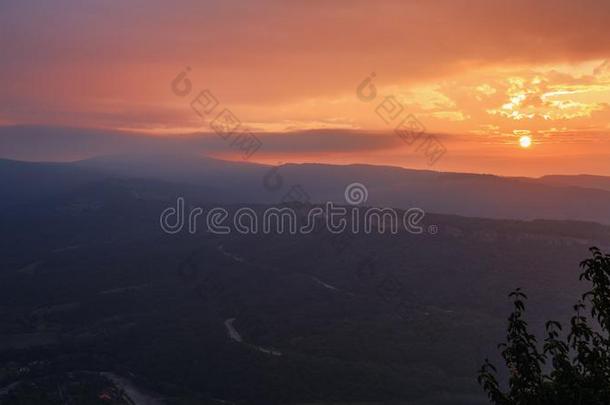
519;135;532;148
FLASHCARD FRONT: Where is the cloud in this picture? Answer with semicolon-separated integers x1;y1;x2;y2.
1;0;609;177
1;0;610;108
0;124;420;160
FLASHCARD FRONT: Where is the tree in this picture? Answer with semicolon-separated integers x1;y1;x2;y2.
478;247;610;404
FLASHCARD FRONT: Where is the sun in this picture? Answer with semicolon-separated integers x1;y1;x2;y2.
519;135;532;148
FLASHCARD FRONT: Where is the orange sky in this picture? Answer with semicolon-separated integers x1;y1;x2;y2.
1;0;609;176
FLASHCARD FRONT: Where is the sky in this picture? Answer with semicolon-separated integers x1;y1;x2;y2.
1;0;610;176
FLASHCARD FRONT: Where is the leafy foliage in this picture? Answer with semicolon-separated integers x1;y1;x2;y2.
479;247;610;404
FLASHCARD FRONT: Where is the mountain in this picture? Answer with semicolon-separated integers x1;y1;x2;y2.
74;153;267;198
1;173;609;403
3;153;610;224
269;163;610;224
2;124;610;224
0;157;233;210
0;159;104;208
539;174;610;192
75;154;610;224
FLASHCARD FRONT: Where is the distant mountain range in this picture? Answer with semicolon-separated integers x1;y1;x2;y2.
1;124;610;224
538;174;610;192
1;152;610;224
